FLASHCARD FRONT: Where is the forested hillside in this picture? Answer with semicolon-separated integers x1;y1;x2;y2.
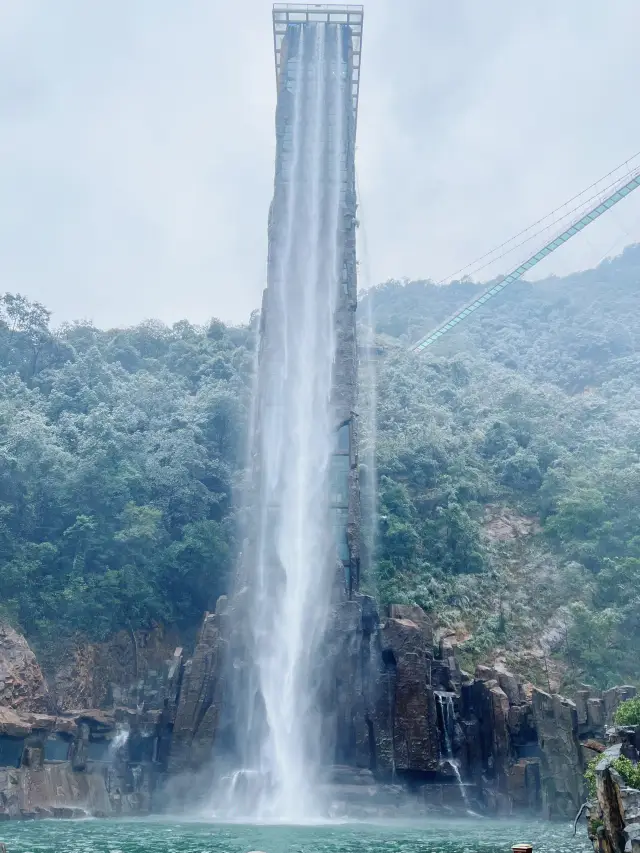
362;243;640;689
1;244;639;689
0;300;254;642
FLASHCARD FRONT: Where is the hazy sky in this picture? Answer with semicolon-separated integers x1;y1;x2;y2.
2;0;640;328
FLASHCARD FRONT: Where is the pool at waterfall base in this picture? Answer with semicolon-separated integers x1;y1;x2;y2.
0;817;591;853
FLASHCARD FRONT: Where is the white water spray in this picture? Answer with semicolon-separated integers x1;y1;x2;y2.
436;692;474;814
108;725;130;761
230;22;349;821
356;175;378;590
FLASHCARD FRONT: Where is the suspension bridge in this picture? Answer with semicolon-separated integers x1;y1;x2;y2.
409;154;640;353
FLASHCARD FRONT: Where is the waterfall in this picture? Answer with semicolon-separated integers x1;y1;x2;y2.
108;725;130;762
358;263;378;591
436;692;473;812
225;21;350;822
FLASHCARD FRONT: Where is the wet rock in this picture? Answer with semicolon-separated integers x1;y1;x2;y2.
378;617;439;773
21;746;44;770
0;762;113;819
507;758;541;813
168;610;225;773
488;683;511;788
52;806;75;819
531;688;584;819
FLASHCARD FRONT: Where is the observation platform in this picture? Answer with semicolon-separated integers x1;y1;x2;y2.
272;4;363;127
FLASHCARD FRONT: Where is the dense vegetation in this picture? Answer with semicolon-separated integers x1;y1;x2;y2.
0;295;254;642
614;699;640;727
363;244;640;689
1;244;639;688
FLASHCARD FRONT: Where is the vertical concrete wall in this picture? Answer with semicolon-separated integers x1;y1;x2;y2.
265;21;360;595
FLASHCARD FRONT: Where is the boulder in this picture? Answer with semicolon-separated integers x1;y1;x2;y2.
494;664;521;706
0;706;32;738
0;622;49;713
475;665;497;682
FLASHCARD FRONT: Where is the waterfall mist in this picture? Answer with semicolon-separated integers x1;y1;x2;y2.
216;21;353;822
357;208;378;594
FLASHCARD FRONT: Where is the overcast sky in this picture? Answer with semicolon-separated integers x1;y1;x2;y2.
1;0;640;328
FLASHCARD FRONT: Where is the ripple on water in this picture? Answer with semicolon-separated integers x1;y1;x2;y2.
0;817;592;853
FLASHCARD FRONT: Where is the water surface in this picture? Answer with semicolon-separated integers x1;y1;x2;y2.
0;817;591;853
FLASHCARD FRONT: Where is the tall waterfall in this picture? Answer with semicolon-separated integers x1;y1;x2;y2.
225;21;351;821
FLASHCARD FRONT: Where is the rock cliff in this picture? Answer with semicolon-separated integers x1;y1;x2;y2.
0;611;636;822
587;728;640;853
0;622;50;713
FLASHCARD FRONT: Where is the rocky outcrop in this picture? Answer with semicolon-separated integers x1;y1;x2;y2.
531;688;585;819
0;603;634;824
460;664;540;816
603;687;638;725
51;625;182;712
0;622;49;713
378;616;438;773
588;737;640;853
168;605;225;775
0;763;111;819
0;705;164;819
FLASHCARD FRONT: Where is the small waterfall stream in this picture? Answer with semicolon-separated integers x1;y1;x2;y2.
108;726;130;762
436;692;473;813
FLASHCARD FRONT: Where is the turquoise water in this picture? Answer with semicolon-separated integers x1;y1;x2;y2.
0;817;590;853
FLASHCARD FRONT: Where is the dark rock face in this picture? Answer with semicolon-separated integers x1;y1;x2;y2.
311;598;440;780
531;689;585;819
0;704;166;819
379;617;438;773
323;596;372;770
168;609;225;775
0;603;635;824
459;664;542;816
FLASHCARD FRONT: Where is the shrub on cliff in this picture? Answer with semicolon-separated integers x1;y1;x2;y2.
614;698;640;727
585;757;599;799
612;756;640;790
